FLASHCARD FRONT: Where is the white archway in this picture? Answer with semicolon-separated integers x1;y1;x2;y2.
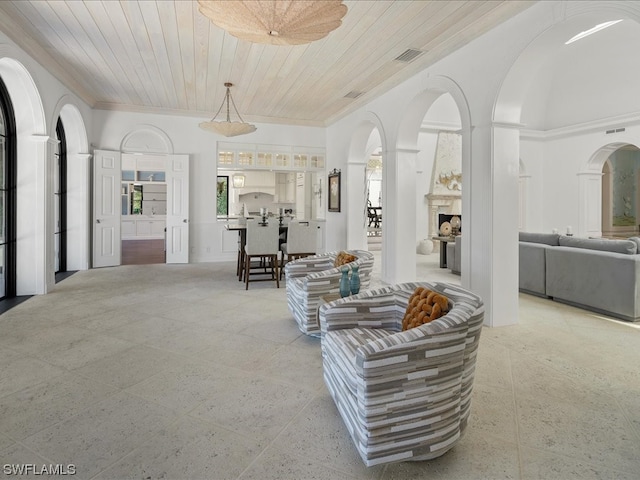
53;98;91;272
345;112;387;252
582;142;640;238
0;53;48;295
393;75;472;287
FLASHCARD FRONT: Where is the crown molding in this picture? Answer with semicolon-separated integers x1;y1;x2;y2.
521;112;640;140
93;102;325;128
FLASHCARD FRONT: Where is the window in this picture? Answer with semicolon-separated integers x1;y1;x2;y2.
54;117;67;275
0;76;16;299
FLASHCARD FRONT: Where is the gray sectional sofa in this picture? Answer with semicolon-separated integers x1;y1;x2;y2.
519;232;640;322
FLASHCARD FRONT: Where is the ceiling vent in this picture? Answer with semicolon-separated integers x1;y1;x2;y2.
394;48;424;63
344;90;364;99
606;127;626;134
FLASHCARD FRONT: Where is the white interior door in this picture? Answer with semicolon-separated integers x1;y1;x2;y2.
166;155;190;263
93;150;121;267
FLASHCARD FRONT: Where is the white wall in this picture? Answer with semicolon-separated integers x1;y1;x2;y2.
518;12;640;237
521;123;640;237
92;109;325;262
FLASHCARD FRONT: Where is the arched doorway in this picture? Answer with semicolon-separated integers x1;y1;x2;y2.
345;114;386;253
419;94;462;262
601;144;640;238
54;101;91;274
393;76;471;287
0;54;47;295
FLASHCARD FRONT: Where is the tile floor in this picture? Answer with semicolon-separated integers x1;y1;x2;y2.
0;252;639;479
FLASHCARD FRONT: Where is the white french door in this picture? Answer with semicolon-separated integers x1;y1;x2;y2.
93;150;121;268
165;155;190;263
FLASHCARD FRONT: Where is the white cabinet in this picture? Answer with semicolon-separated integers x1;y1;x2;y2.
217;142;324;172
136;220;152;236
121;216;166;239
150;220;165;236
122;219;136;237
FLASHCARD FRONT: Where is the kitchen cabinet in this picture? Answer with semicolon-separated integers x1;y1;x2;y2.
121;216;166;239
217;142;324;172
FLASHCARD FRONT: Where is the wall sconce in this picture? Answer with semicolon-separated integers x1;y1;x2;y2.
232;174;245;188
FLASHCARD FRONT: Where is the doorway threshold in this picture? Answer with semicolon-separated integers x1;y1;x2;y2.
0;295;32;315
55;271;77;283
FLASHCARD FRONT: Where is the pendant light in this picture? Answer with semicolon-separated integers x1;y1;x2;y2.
199;83;256;137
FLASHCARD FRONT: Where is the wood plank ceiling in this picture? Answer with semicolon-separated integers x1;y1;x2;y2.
0;0;534;126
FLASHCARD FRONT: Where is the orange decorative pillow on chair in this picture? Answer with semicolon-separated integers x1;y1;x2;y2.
334;251;357;268
402;287;449;330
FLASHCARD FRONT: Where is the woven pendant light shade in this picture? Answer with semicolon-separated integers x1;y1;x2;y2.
197;1;348;46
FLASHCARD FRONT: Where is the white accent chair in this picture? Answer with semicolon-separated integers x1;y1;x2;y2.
243;220;280;290
280;221;318;280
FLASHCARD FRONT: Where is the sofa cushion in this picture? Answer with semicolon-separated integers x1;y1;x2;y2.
558;236;637;254
402;287;448;330
519;232;560;246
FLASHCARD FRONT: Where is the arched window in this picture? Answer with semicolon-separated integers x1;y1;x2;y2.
0;76;16;299
54;117;67;276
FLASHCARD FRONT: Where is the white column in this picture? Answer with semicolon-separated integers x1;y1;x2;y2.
346;162;367;250
466;124;519;327
16;134;50;295
518;174;531;231
67;152;92;271
382;148;418;284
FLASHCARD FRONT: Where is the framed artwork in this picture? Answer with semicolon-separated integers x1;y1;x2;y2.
328;169;341;212
216;175;229;216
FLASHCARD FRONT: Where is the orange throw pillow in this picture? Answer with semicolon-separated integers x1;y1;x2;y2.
334;251;357;268
402;287;449;330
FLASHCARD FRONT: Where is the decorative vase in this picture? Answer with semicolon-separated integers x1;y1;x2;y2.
339;266;351;298
350;265;360;294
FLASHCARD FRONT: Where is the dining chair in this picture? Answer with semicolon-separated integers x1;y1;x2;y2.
244;220;280;289
279;220;318;280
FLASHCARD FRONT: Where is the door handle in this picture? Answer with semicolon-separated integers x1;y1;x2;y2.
183;219;188;223
96;219;101;224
